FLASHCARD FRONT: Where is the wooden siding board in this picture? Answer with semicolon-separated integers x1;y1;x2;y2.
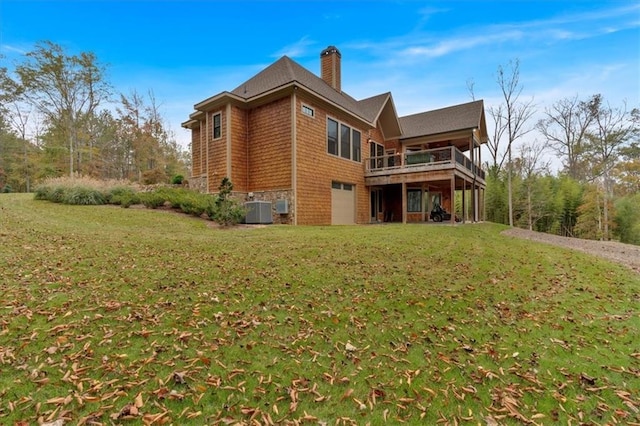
247;97;292;191
230;106;248;192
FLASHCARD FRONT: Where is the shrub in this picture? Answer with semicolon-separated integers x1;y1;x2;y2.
142;169;168;185
34;186;52;200
2;184;12;193
212;199;246;226
34;177;139;206
171;175;184;185
50;187;67;204
107;187;141;208
206;194;245;226
63;186;106;205
138;191;168;209
205;178;246;226
179;194;208;217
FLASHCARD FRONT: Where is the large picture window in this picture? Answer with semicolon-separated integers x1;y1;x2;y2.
327;117;361;162
407;189;422;212
212;112;221;139
352;131;361;162
327;118;338;156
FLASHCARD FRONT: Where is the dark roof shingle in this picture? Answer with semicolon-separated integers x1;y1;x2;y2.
399;100;485;139
230;56;372;124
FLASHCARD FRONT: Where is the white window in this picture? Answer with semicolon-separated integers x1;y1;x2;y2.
302;104;315;117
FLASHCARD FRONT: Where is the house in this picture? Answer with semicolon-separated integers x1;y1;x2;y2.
182;46;488;225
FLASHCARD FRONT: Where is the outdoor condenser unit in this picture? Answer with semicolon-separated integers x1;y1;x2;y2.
275;199;288;214
244;201;273;224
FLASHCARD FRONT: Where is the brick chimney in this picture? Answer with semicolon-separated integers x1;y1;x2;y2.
320;46;341;92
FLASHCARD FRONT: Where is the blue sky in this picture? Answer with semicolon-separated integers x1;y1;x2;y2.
1;0;639;156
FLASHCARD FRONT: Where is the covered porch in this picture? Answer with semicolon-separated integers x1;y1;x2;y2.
366;151;486;224
367;178;485;224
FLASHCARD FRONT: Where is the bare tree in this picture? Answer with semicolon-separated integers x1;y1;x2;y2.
487;104;509;171
585;101;638;240
492;59;536;226
467;78;509;172
537;94;600;181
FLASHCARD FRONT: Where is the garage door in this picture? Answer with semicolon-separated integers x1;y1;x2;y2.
331;182;355;225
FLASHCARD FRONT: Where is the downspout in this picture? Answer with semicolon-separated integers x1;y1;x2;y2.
226;103;232;182
246;108;249;192
291;88;298;225
200;121;204;182
205;113;210;192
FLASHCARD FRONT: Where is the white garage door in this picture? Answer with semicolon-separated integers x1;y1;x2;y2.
331;182;355;225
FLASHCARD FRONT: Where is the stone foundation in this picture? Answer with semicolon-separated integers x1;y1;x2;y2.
189;176;207;193
235;189;294;225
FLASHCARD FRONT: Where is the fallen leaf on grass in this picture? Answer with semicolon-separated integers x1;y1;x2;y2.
41;420;65;426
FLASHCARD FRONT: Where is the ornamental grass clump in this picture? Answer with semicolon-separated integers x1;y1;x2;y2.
62;186;106;205
34;176;140;206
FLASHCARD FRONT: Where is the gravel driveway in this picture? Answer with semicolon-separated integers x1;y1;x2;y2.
501;228;640;274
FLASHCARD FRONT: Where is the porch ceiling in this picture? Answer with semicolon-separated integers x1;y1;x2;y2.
401;129;474;151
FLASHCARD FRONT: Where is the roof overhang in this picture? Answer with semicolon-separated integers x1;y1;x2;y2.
185;82;382;132
181;119;199;130
401;128;478;151
375;95;403;140
193;91;246;112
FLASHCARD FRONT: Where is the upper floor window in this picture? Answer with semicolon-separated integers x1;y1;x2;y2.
302;104;315;117
327;117;361;162
370;141;384;169
212;112;221;139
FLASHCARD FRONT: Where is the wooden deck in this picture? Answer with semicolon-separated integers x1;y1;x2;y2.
364;146;485;185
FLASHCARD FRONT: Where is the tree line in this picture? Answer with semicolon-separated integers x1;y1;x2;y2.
476;60;640;244
1;42;638;244
0;41;189;193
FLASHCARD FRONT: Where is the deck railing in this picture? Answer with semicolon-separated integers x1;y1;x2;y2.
366;147;485;180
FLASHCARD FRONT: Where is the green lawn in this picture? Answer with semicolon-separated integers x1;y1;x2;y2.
0;193;638;425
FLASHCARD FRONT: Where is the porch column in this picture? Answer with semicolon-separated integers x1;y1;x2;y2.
461;179;466;224
421;183;426;222
450;176;455;224
402;182;407;224
474;184;479;222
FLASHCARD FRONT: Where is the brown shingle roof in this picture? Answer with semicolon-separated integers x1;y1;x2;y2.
399;100;485;139
356;92;392;123
230;56;373;124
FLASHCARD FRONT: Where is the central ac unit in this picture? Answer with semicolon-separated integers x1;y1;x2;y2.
244;201;273;224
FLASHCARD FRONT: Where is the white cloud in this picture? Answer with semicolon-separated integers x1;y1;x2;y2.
272;36;315;59
0;44;28;55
